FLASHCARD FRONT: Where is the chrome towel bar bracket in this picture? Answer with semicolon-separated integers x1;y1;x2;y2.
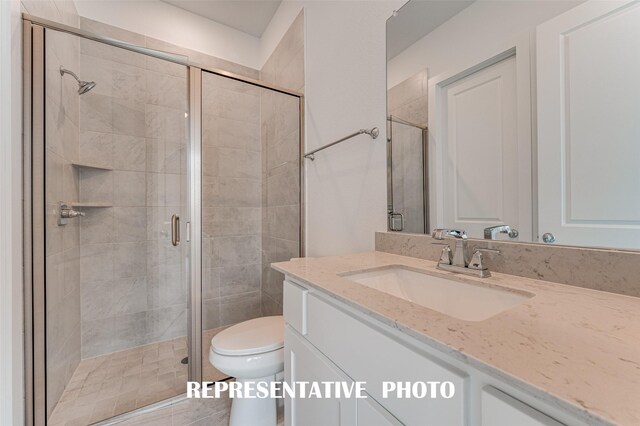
304;127;380;160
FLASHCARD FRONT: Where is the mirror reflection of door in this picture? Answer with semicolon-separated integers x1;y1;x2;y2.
434;53;532;241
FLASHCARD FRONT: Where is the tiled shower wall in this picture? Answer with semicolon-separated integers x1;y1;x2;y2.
387;69;428;127
260;11;305;315
44;28;82;416
77;37;188;358
201;73;264;330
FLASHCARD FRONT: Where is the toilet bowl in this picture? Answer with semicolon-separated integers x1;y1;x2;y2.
209;316;284;426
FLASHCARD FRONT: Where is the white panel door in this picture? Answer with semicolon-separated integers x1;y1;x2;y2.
438;54;529;239
537;0;640;249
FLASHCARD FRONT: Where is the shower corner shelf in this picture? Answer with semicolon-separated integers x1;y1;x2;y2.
70;202;113;208
71;162;113;171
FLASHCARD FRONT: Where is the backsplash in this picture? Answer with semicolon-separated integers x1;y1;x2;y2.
376;231;640;298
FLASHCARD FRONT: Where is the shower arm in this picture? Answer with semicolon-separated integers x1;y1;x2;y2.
59;66;80;82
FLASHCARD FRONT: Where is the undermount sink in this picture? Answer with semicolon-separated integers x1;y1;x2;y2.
341;266;533;322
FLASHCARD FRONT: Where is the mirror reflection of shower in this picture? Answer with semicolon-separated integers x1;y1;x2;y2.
59;66;96;94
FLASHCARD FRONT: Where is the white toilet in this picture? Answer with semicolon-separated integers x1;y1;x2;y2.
209;316;285;426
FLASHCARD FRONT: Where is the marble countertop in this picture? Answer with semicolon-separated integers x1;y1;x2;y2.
273;251;640;426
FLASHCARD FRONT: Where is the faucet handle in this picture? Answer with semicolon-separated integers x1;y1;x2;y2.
468;250;487;271
438;245;453;265
431;228;467;240
468;247;501;271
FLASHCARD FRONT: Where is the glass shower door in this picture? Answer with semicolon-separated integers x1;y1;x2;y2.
199;70;302;382
42;27;190;425
387;118;428;234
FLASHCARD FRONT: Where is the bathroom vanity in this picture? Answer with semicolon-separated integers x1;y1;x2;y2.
274;252;640;426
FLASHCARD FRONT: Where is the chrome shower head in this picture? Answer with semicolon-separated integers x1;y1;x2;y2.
78;80;96;95
59;66;96;95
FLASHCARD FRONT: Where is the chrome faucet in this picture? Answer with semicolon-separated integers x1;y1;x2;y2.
431;228;499;278
484;225;518;240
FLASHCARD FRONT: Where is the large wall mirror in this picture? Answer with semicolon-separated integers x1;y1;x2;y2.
386;0;640;250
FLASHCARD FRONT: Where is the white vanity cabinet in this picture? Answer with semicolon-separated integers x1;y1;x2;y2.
285;328;356;426
283;279;580;426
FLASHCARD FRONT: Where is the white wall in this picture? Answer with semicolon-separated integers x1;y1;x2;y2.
387;0;582;88
262;0;402;257
0;0;24;424
75;0;262;69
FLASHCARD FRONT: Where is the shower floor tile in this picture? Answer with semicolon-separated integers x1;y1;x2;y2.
49;327;229;426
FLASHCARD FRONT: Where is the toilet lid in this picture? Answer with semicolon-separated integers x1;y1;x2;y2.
211;316;284;356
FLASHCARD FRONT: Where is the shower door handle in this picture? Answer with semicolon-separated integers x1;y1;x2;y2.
171;214;180;246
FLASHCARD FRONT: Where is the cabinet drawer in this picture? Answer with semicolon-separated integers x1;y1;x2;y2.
481;386;564;426
306;294;467;426
283;280;308;335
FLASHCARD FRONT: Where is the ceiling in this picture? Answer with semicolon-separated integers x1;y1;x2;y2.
162;0;282;37
387;0;474;60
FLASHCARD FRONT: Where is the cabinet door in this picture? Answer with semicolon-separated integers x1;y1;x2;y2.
536;0;640;248
285;327;356;426
357;396;404;426
481;386;564;426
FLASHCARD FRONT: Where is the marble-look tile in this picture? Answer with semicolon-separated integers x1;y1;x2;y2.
220;263;261;297
80;243;114;283
387;68;428;113
217;235;261;266
113;63;146;104
113;207;146;243
375;232;640;297
80;207;115;244
203;298;221;330
46;151;64;203
146;206;171;241
219;291;262;326
80;131;113;168
82;276;147;322
145;305;187;342
80;93;112;133
266;163;299;207
147;264;186;308
164;173;182;207
113;134;146;172
267;205;300;242
203;207;261;237
113;171;146;207
146;69;187;109
203;267;221;300
79;168;113;204
218;148;261;179
145;172;166;207
113;242;147;279
113;98;145;137
261;293;283;317
171;397;231;426
217;177;261;207
145;104;187;141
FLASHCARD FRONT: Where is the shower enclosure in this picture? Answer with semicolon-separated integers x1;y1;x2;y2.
387;116;428;234
23;15;303;426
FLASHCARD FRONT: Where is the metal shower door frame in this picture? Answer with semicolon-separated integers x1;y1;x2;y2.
22;14;306;426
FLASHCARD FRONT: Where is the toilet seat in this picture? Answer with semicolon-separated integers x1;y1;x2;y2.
211;316;284;356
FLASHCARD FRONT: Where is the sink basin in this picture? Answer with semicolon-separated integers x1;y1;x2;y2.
341;266;533;322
